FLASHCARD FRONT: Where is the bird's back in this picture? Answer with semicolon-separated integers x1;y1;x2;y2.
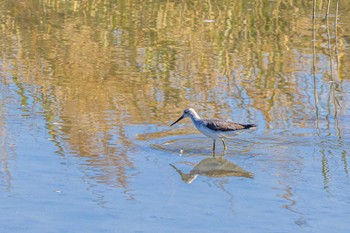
203;119;256;132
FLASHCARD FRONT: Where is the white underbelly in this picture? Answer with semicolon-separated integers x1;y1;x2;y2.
196;124;220;139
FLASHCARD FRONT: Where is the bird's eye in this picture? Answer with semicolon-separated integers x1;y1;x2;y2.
184;110;188;114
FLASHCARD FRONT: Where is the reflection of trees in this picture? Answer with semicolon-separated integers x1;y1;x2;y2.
0;0;349;189
2;0;348;120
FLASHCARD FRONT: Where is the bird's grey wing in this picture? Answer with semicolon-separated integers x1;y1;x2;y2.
203;119;249;132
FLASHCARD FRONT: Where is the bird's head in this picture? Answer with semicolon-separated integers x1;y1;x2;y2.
170;108;196;126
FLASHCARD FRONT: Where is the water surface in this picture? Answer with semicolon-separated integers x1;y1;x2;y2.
1;0;350;232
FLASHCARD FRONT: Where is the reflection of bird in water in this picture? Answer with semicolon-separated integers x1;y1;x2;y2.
170;157;253;184
170;108;256;154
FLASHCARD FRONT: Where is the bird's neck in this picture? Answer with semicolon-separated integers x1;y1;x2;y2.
190;112;201;122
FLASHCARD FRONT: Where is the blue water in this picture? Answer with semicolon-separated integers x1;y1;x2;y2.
1;86;349;232
1;1;350;232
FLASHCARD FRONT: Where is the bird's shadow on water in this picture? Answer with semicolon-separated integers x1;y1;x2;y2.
169;156;254;184
144;130;259;183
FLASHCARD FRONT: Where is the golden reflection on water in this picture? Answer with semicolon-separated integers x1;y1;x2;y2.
0;0;350;191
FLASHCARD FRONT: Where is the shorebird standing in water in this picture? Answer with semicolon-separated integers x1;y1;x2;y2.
170;108;256;153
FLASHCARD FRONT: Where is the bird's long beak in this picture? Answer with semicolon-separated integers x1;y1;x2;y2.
170;114;184;126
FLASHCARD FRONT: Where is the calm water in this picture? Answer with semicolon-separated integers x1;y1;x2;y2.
1;0;350;232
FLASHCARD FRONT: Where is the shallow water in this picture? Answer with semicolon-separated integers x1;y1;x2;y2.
1;0;350;232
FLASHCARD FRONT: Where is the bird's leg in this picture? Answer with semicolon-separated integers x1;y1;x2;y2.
221;138;227;151
213;140;216;155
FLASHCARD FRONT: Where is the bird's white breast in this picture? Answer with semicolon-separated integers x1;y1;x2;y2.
195;122;220;140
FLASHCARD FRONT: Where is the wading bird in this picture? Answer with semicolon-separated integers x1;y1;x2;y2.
170;108;256;153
